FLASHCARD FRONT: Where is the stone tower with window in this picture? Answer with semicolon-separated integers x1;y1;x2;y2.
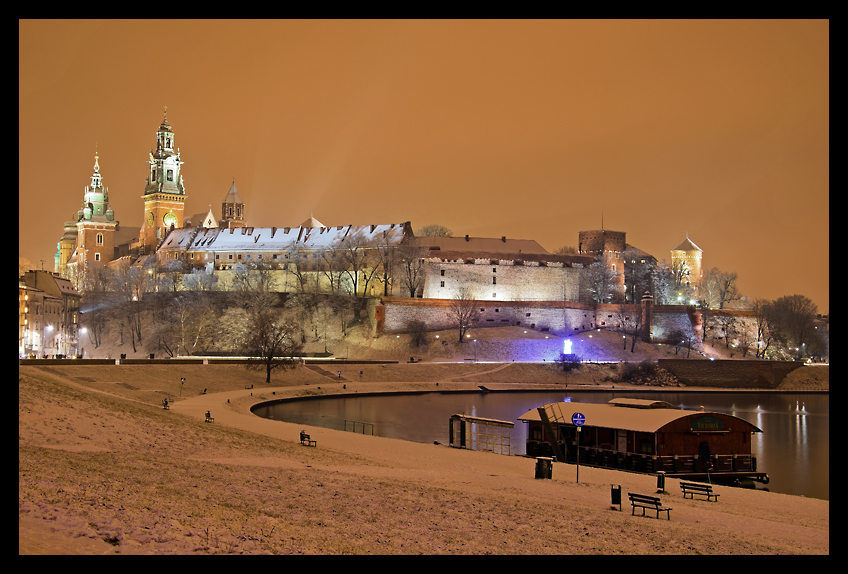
141;108;186;253
220;179;246;229
62;151;118;284
670;236;703;289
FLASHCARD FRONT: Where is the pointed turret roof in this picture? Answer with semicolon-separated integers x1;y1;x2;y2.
159;106;173;132
301;213;325;228
672;236;702;252
222;180;244;205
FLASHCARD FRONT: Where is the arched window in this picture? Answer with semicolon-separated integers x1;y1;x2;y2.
96;233;103;245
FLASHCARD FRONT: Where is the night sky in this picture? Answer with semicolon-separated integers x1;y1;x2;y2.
19;20;829;312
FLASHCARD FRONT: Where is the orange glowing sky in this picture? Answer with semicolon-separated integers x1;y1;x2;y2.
19;20;829;312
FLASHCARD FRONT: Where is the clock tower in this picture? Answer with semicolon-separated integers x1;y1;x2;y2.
141;108;186;253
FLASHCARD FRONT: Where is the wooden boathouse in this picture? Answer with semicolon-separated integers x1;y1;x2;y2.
518;399;768;485
449;414;514;455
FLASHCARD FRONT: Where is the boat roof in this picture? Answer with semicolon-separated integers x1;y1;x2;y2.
607;398;674;409
517;400;762;433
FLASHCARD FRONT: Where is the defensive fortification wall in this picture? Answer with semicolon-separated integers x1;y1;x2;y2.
658;359;804;389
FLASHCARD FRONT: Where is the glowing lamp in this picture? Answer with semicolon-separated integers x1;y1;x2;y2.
563;339;572;354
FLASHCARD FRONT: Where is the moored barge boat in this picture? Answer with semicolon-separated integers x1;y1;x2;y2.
518;398;768;486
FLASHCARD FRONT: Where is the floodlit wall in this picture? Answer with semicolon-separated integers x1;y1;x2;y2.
421;259;581;301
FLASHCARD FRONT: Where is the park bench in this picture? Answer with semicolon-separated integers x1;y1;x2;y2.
680;481;720;502
628;492;672;520
300;431;317;447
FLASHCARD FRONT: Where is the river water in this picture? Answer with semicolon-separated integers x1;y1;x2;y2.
252;390;829;501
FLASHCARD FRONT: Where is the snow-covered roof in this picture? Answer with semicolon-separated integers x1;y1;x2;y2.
420;236;551;255
159;222;412;253
672;237;702;252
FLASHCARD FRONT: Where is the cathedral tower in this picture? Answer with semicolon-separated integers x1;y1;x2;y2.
70;151;118;278
220;179;246;229
141;108;186;253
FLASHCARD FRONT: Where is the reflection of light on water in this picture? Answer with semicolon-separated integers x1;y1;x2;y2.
753;411;764;455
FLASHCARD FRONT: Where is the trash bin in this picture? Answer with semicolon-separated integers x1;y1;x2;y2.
535;457;553;479
656;471;666;493
611;484;621;510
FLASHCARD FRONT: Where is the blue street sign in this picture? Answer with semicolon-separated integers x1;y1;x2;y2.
572;412;586;426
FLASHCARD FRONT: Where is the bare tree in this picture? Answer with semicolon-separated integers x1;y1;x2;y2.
335;231;384;326
374;227;403;296
182;268;219;291
316;247;344;294
237;308;302;383
450;284;479;343
770;294;819;359
650;262;676;305
554;245;578;255
230;260;278;312
395;238;430;297
752;298;778;358
111;260;145;352
709;312;737;349
284;242;311;293
415;224;452;237
79;262;113;348
581;254;621;304
700;267;741;309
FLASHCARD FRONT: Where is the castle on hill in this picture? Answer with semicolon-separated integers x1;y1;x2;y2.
52;110;703;307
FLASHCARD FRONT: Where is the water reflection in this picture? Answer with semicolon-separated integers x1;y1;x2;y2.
254;391;828;501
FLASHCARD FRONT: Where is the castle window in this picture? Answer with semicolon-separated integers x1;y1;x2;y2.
94;253;100;261
493;268;497;272
96;233;103;245
440;281;445;287
167;170;174;181
440;269;445;276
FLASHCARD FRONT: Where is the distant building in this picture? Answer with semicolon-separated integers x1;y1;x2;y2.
19;270;82;357
55;151;120;289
